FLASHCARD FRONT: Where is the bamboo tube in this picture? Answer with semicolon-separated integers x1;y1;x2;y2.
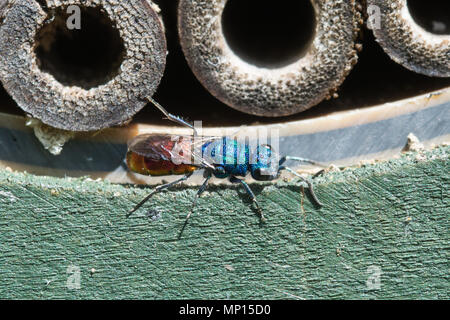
0;0;8;17
178;0;363;117
366;0;450;77
0;0;166;131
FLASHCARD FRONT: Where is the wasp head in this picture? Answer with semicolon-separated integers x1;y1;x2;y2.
250;144;281;181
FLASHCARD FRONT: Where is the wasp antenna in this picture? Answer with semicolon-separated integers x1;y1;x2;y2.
146;96;198;136
147;96;170;117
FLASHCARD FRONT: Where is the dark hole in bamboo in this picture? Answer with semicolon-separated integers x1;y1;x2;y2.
34;6;126;89
35;0;49;13
2;0;450;126
407;0;450;35
221;0;316;68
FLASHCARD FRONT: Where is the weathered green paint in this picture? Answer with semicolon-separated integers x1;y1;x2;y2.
0;146;448;299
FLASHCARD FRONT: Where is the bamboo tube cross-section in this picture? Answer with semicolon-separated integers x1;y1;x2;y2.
367;0;450;78
0;0;167;131
178;0;363;117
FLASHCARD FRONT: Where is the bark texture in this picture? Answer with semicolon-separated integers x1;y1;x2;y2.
0;0;166;131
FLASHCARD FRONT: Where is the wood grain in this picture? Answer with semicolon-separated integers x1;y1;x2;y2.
0;146;448;299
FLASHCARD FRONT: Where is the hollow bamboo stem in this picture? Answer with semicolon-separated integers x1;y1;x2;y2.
0;0;167;131
178;0;363;117
366;0;450;77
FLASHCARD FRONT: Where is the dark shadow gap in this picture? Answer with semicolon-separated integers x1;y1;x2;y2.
222;0;316;68
407;0;450;35
34;5;126;89
35;0;50;13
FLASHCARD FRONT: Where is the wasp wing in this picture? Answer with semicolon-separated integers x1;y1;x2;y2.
128;133;222;167
127;134;177;161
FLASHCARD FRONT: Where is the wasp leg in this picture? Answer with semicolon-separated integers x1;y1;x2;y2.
313;169;326;178
279;166;323;207
283;156;327;168
147;97;198;136
178;172;212;239
127;172;194;218
230;176;265;222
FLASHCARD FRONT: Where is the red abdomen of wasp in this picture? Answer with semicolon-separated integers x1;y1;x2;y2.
126;134;198;176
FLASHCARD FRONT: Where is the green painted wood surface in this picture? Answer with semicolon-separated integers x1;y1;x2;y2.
0;146;448;299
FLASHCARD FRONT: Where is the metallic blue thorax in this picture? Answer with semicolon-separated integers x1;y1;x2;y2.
201;138;279;180
202;138;250;178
